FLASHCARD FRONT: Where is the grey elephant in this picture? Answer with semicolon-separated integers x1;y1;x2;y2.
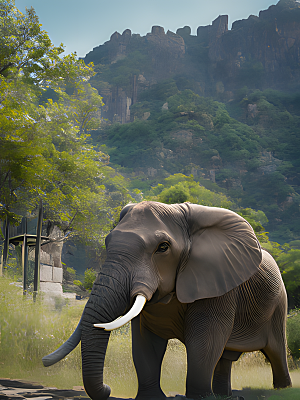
43;201;292;399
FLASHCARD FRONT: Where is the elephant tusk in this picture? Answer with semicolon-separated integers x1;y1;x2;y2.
94;294;147;331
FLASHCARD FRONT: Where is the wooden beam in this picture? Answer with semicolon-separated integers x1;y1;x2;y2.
33;201;43;297
22;217;28;295
22;233;28;295
2;217;9;272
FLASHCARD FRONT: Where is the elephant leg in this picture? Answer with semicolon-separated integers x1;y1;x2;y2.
184;296;235;399
131;315;168;400
262;345;291;389
261;306;292;389
212;350;242;396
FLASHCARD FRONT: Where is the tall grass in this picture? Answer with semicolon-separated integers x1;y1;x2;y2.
106;336;300;398
0;277;84;388
105;334;187;397
0;276;299;398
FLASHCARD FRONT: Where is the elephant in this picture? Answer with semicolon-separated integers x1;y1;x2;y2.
43;201;292;399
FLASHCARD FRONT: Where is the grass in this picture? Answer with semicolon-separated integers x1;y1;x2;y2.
106;335;300;399
0;277;85;389
105;334;187;398
1;276;300;400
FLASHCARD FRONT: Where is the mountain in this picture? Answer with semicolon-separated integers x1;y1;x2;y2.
82;0;300;243
207;0;300;90
84;0;300;124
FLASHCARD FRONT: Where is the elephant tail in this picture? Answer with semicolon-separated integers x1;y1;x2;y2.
42;320;82;367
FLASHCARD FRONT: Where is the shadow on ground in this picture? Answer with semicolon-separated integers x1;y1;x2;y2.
0;379;299;400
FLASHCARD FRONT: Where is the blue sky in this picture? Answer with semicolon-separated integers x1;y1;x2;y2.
15;0;277;57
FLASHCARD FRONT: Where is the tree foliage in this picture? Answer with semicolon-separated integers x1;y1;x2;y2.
0;0;132;243
237;208;268;233
0;0;61;79
146;173;232;208
83;268;97;291
287;312;300;361
96;78;300;243
277;248;300;308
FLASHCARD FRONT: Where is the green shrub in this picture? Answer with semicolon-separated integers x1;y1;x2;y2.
67;267;76;278
158;184;189;204
238;208;268;234
73;280;83;287
147;173;232;208
5;257;21;280
286;311;300;361
84;268;97;290
63;266;77;282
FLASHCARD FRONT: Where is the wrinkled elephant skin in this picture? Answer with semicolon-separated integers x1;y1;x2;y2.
43;201;292;400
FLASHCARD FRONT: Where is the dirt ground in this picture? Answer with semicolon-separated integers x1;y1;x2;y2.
0;379;300;400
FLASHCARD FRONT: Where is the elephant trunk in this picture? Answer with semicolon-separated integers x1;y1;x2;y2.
81;327;111;400
80;262;134;400
42;318;82;367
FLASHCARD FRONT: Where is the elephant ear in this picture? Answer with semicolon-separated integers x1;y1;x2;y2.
176;204;262;303
119;203;136;221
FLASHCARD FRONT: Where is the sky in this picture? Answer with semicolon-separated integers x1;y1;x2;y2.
15;0;278;57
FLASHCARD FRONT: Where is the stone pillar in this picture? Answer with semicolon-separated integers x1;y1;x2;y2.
39;249;63;294
42;226;63;268
39;225;64;295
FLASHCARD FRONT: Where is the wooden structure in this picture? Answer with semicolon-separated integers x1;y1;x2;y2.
1;201;49;295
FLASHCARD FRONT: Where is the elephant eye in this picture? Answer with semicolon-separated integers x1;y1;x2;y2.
156;242;170;253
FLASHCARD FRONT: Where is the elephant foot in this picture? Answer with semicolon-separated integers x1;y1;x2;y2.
185;395;241;400
185;391;214;400
273;373;292;389
135;397;166;400
135;388;166;400
171;394;244;400
83;382;111;400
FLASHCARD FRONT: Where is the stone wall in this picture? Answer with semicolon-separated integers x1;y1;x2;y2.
39;225;64;294
39;249;63;294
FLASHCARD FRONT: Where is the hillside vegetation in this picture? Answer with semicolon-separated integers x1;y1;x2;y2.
94;84;300;244
83;2;300;307
83;1;300;245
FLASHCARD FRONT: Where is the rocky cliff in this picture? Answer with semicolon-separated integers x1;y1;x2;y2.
84;0;300;123
208;0;300;90
85;25;185;123
85;25;185;72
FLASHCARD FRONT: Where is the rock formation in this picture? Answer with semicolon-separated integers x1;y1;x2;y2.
84;0;300;123
197;15;228;44
208;0;300;89
84;26;186;123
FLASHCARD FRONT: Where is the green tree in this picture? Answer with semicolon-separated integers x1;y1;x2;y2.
68;83;103;134
147;173;232;208
0;0;132;244
286;312;300;361
0;0;63;81
84;268;97;290
158;184;189;204
0;80;131;240
237;208;268;234
277;249;300;308
0;77;47;223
